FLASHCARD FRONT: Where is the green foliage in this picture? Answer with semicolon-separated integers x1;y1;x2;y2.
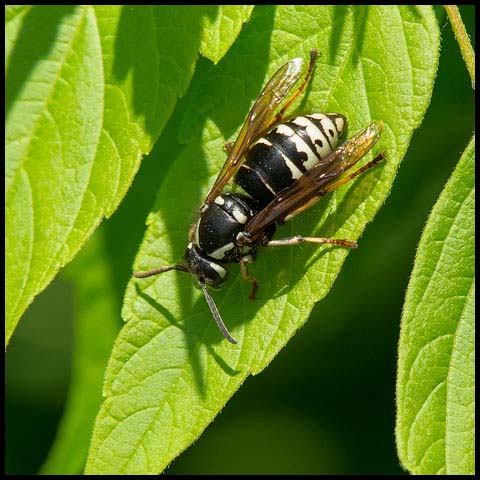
5;5;251;346
396;138;475;474
5;4;475;476
199;6;254;64
39;228;120;474
84;5;439;474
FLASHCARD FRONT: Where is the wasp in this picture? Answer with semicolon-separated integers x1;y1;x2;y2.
134;50;385;344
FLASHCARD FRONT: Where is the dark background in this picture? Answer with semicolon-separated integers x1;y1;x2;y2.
5;6;474;475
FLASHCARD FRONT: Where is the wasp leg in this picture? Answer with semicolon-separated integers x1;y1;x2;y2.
266;236;357;249
240;255;259;300
261;49;319;135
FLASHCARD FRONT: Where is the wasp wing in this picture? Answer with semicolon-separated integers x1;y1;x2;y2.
245;122;384;241
205;56;307;203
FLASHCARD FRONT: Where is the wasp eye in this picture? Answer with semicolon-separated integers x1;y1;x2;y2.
184;243;228;288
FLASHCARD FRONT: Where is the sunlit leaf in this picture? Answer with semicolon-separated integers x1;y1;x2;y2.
86;6;440;474
5;5;248;345
199;5;254;64
396;137;475;475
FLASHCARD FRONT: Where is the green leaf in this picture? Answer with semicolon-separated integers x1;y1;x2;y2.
86;6;440;474
5;5;31;65
5;6;246;346
40;228;120;474
396;137;475;475
199;5;254;64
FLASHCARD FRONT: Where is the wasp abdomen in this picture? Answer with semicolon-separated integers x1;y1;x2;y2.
235;113;346;208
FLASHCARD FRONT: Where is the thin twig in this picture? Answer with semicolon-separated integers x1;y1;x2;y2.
444;5;475;90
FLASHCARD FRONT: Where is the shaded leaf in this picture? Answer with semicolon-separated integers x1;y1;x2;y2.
5;5;246;345
40;228;120;474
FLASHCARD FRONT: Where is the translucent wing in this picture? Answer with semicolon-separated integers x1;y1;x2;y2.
205;56;307;203
244;122;385;241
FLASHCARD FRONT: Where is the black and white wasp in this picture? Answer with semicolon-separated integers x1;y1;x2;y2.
134;51;385;344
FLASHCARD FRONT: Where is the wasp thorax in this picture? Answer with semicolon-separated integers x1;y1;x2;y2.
195;193;258;263
184;242;228;288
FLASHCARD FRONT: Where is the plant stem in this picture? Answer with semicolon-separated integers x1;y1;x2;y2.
444;5;475;90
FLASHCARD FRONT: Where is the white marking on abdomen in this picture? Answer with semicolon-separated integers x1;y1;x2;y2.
292;116;334;158
309;113;344;134
280;151;303;179
309;113;325;120
310;113;345;134
261;125;313;182
333;116;345;133
287;133;321;171
214;196;225;206
255;138;273;147
318;115;339;141
259;175;277;195
275;124;296;136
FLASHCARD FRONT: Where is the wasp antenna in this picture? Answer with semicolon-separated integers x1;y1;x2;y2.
133;264;188;278
200;283;237;344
